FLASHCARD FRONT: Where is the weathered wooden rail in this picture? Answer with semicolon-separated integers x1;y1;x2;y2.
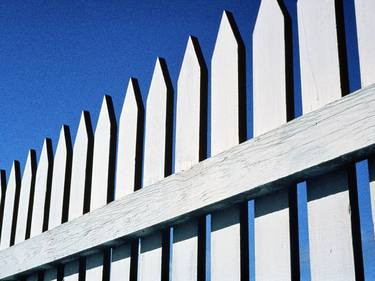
0;1;375;280
0;84;375;279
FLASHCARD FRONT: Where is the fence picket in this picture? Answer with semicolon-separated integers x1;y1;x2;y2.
14;150;36;244
355;0;375;238
139;58;173;281
211;11;246;281
111;78;144;281
298;0;358;279
44;269;57;281
48;125;72;229
30;138;53;238
62;111;93;281
253;0;296;279
86;95;116;280
0;161;20;250
172;36;207;281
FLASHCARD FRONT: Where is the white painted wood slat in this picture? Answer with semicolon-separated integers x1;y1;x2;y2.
355;0;375;238
30;138;53;238
63;111;93;281
298;0;356;279
252;1;294;280
0;161;20;250
48;125;72;229
86;95;117;280
172;36;206;281
211;11;246;281
111;78;144;281
139;58;173;281
14;150;36;244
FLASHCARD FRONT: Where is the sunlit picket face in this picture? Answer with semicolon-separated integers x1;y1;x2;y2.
0;1;375;281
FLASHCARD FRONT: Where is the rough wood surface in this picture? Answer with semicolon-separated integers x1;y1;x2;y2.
298;0;357;279
14;151;36;244
172;36;206;281
48;126;72;229
252;1;292;279
30;139;53;238
1;85;375;279
210;11;245;281
0;162;20;250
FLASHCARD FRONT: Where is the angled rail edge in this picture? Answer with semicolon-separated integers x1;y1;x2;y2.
1;85;375;279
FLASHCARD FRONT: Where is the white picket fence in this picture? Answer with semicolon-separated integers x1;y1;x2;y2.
0;1;375;280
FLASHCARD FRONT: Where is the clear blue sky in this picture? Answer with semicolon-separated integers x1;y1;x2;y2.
0;0;373;280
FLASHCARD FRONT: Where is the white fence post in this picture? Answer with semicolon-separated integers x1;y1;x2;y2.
298;0;360;279
14;150;36;244
139;58;173;281
172;36;207;281
86;95;116;281
253;0;298;279
111;78;144;281
211;11;247;281
0;161;20;250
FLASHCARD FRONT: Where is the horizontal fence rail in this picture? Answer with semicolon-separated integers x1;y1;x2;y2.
1;84;375;279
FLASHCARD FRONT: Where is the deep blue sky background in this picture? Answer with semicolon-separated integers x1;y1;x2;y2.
0;0;374;280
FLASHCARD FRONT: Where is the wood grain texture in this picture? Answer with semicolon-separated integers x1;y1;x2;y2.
139;58;173;281
48;126;72;229
210;11;245;281
68;111;93;221
86;95;116;280
355;0;375;238
14;151;36;244
1;85;375;279
0;161;20;250
112;78;143;281
298;1;357;279
172;36;206;281
252;1;293;280
30;139;53;238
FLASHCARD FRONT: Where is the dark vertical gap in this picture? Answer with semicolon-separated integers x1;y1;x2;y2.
10;160;21;246
132;78;145;192
240;202;249;281
61;125;73;224
104;95;117;205
37;271;44;281
335;0;350;97
0;170;6;242
42;138;53;232
25;150;37;239
57;264;64;281
198;216;207;281
191;35;208;281
347;164;365;281
102;248;111;281
161;228;171;281
130;239;140;281
83;111;94;214
79;257;86;281
159;57;174;281
278;1;300;280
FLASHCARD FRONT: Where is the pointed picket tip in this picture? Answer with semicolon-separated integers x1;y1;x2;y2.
8;160;20;185
254;0;284;36
75;111;93;144
95;95;117;135
56;125;72;154
147;58;172;104
213;10;243;56
121;78;143;121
